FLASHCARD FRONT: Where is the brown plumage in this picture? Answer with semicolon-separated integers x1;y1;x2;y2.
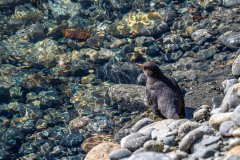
137;61;185;119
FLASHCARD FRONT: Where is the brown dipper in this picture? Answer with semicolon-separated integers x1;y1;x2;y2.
137;61;185;119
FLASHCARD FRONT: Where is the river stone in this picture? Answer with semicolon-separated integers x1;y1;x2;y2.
143;140;164;152
220;121;235;136
232;55;240;77
220;83;240;112
222;0;240;7
138;119;175;135
221;32;240;50
233;128;240;137
163;136;176;146
121;133;150;151
193;108;209;121
61;133;84;147
130;118;154;133
109;148;132;160
127;152;171;160
178;121;201;139
98;62;143;84
227;145;240;156
167;150;188;160
179;127;204;152
222;79;238;93
108;84;147;112
232;105;240;127
209;112;233;130
85;142;121;160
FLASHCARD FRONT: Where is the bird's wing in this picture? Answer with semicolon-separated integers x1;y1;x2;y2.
149;80;182;119
167;77;185;118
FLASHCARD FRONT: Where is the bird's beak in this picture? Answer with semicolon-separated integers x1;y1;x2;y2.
136;63;143;68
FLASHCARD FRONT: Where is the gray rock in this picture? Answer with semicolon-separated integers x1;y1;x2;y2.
128;152;171;160
108;84;148;112
219;121;235;136
222;0;240;7
151;126;172;142
143;140;164;152
222;79;238;93
179;127;204;152
99;62;143;84
196;47;217;62
109;149;132;160
221;32;240;50
220;83;240;112
212;96;224;109
121;133;150;151
209;112;233;130
138;119;175;135
193;108;209;121
130;118;154;133
191;135;221;152
167;150;188;160
225;155;240;160
163;136;176;146
132;147;146;155
232;105;240;127
192;149;218;159
191;29;211;42
178;121;200;139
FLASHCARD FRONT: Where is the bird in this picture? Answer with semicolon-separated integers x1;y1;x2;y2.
137;61;185;119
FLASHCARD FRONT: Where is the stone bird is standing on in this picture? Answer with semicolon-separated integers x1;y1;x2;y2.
137;61;185;119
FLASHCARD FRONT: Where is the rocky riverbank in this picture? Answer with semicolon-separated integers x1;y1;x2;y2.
0;0;240;159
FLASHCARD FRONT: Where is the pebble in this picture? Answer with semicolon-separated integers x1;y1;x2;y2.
232;105;240;127
179;127;204;152
121;133;150;151
130;118;154;133
85;142;121;160
127;151;171;160
209;112;233;130
235;55;240;76
222;0;240;7
109;148;132;160
143;140;164;152
61;133;84;147
227;145;240;156
219;121;235;136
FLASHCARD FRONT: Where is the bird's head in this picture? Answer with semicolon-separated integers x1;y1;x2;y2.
137;61;164;78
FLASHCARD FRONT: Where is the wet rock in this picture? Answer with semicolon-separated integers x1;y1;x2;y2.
85;142;121;160
108;84;147;112
81;134;114;153
143;140;164;152
222;0;240;7
220;32;240;50
128;151;170;160
191;29;211;45
61;133;84;147
196;47;217;62
109;149;132;160
209;112;233;130
98;62;143;84
121;133;150;151
232;105;240;127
